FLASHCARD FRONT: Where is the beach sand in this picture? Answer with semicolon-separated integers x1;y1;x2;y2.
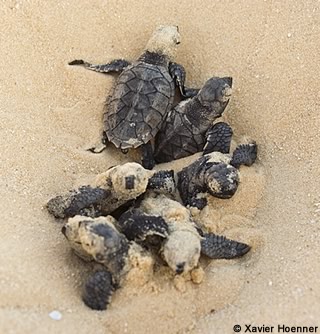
1;1;320;333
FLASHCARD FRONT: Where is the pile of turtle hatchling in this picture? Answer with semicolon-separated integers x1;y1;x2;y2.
47;25;257;310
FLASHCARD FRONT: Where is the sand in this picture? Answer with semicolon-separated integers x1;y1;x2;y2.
1;1;320;333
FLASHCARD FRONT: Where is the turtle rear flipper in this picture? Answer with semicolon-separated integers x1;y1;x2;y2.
82;270;115;310
87;131;109;154
203;122;233;155
230;142;257;169
118;210;169;242
201;233;251;259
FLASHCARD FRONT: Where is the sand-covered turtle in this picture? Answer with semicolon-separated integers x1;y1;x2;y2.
62;202;250;310
154;77;233;163
69;25;197;169
177;142;258;210
46;162;175;219
118;195;251;275
62;215;156;310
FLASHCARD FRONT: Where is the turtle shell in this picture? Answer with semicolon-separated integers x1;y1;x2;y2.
104;62;175;150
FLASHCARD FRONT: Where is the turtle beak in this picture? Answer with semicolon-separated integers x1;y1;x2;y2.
175;262;186;274
223;77;233;88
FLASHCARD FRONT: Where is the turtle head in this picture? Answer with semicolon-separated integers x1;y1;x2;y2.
78;219;128;263
106;162;152;199
62;217;97;262
197;77;233;113
205;163;239;199
163;230;201;275
145;25;181;59
62;216;130;272
62;217;82;242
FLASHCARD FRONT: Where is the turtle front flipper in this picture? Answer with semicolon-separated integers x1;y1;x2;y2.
203;122;233;155
230;142;257;169
183;87;200;98
169;62;199;98
147;170;176;194
68;59;131;74
187;196;208;210
177;156;209;208
118;209;169;243
82;270;115;310
178;180;208;209
46;186;110;219
201;233;251;259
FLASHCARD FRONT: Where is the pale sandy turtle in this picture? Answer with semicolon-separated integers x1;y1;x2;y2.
177;142;258;210
46;162;175;219
63;205;249;310
154;77;233;163
62;215;156;310
118;195;251;275
69;25;198;169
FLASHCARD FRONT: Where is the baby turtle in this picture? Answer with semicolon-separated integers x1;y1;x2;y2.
177;142;258;210
69;25;197;169
62;205;249;310
118;195;251;275
154;77;233;163
46;162;175;219
62;215;155;310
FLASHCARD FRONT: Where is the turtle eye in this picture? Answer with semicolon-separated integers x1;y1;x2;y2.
125;175;135;190
61;225;67;236
84;240;95;248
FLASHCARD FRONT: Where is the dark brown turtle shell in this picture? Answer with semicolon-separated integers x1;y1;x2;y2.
104;62;175;150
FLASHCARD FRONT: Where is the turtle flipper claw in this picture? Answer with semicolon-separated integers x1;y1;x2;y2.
68;59;85;66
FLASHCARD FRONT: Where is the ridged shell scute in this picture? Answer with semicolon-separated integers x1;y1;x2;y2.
104;62;175;149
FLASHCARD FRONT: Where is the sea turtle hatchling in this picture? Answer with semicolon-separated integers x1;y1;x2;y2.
69;25;198;169
62;215;159;310
177;142;258;210
46;162;175;219
46;140;256;219
154;77;233;163
118;195;251;275
62;203;250;310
